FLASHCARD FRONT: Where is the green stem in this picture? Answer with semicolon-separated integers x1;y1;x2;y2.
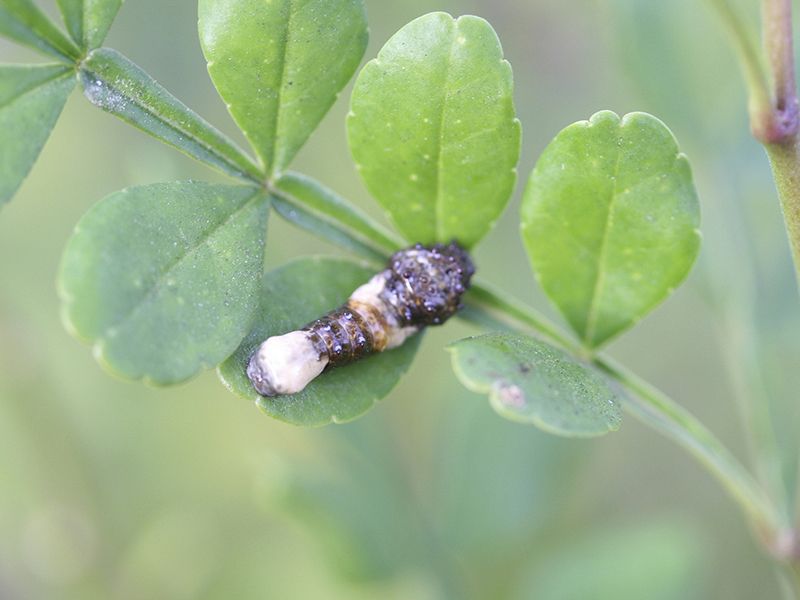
69;37;784;542
267;172;781;531
763;0;797;117
702;191;791;526
464;289;780;532
766;139;800;279
595;356;777;532
720;300;791;526
760;0;800;280
466;280;580;353
706;0;772;132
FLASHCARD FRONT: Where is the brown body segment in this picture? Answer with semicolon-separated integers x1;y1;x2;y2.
304;303;386;366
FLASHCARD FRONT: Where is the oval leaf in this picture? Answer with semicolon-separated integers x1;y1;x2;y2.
219;257;421;427
448;332;622;437
57;0;123;49
347;12;521;248
0;64;75;207
58;182;269;384
198;0;368;175
521;111;701;349
79;48;262;182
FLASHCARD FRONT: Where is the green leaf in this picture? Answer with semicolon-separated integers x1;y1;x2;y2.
0;0;81;61
58;181;269;384
218;257;421;426
448;332;622;437
57;0;123;49
347;12;521;248
273;172;402;258
55;0;82;45
521;111;701;349
79;48;262;182
0;64;75;207
198;0;368;175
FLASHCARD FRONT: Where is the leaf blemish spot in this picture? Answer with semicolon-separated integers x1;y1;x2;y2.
497;382;526;409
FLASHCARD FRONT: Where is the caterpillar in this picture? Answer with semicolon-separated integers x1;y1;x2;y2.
247;242;475;397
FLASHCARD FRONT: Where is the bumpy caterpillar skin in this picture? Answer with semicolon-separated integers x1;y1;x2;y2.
247;242;475;397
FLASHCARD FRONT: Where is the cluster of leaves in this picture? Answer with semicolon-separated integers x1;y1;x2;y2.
1;0;700;435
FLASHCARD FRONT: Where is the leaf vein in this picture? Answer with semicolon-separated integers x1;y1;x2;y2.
268;0;294;176
97;190;265;341
433;24;459;242
583;138;624;345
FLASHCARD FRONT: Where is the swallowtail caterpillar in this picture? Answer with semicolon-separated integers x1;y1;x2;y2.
247;242;475;397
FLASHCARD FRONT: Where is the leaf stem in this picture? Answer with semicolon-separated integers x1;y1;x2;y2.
759;0;800;280
706;0;773;135
263;172;782;534
466;281;580;353
761;0;800;140
462;289;780;532
766;139;800;278
594;356;778;532
712;0;800;277
79;49;264;185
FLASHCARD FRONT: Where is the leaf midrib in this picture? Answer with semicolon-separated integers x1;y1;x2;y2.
433;22;458;242
267;0;294;176
583;137;624;346
95;189;266;343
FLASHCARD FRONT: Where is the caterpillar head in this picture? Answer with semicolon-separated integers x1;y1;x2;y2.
384;242;475;326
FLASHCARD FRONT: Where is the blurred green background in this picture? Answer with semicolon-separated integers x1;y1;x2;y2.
1;0;798;598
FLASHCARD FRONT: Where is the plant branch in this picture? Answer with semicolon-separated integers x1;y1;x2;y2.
248;169;783;535
760;0;800;283
595;356;778;532
707;0;773;134
702;191;792;527
70;33;786;538
766;140;800;277
464;287;780;533
763;0;799;131
79;49;264;185
717;0;800;281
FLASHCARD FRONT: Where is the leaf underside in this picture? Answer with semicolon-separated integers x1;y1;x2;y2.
218;257;421;427
79;48;261;181
521;110;701;349
448;332;622;437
